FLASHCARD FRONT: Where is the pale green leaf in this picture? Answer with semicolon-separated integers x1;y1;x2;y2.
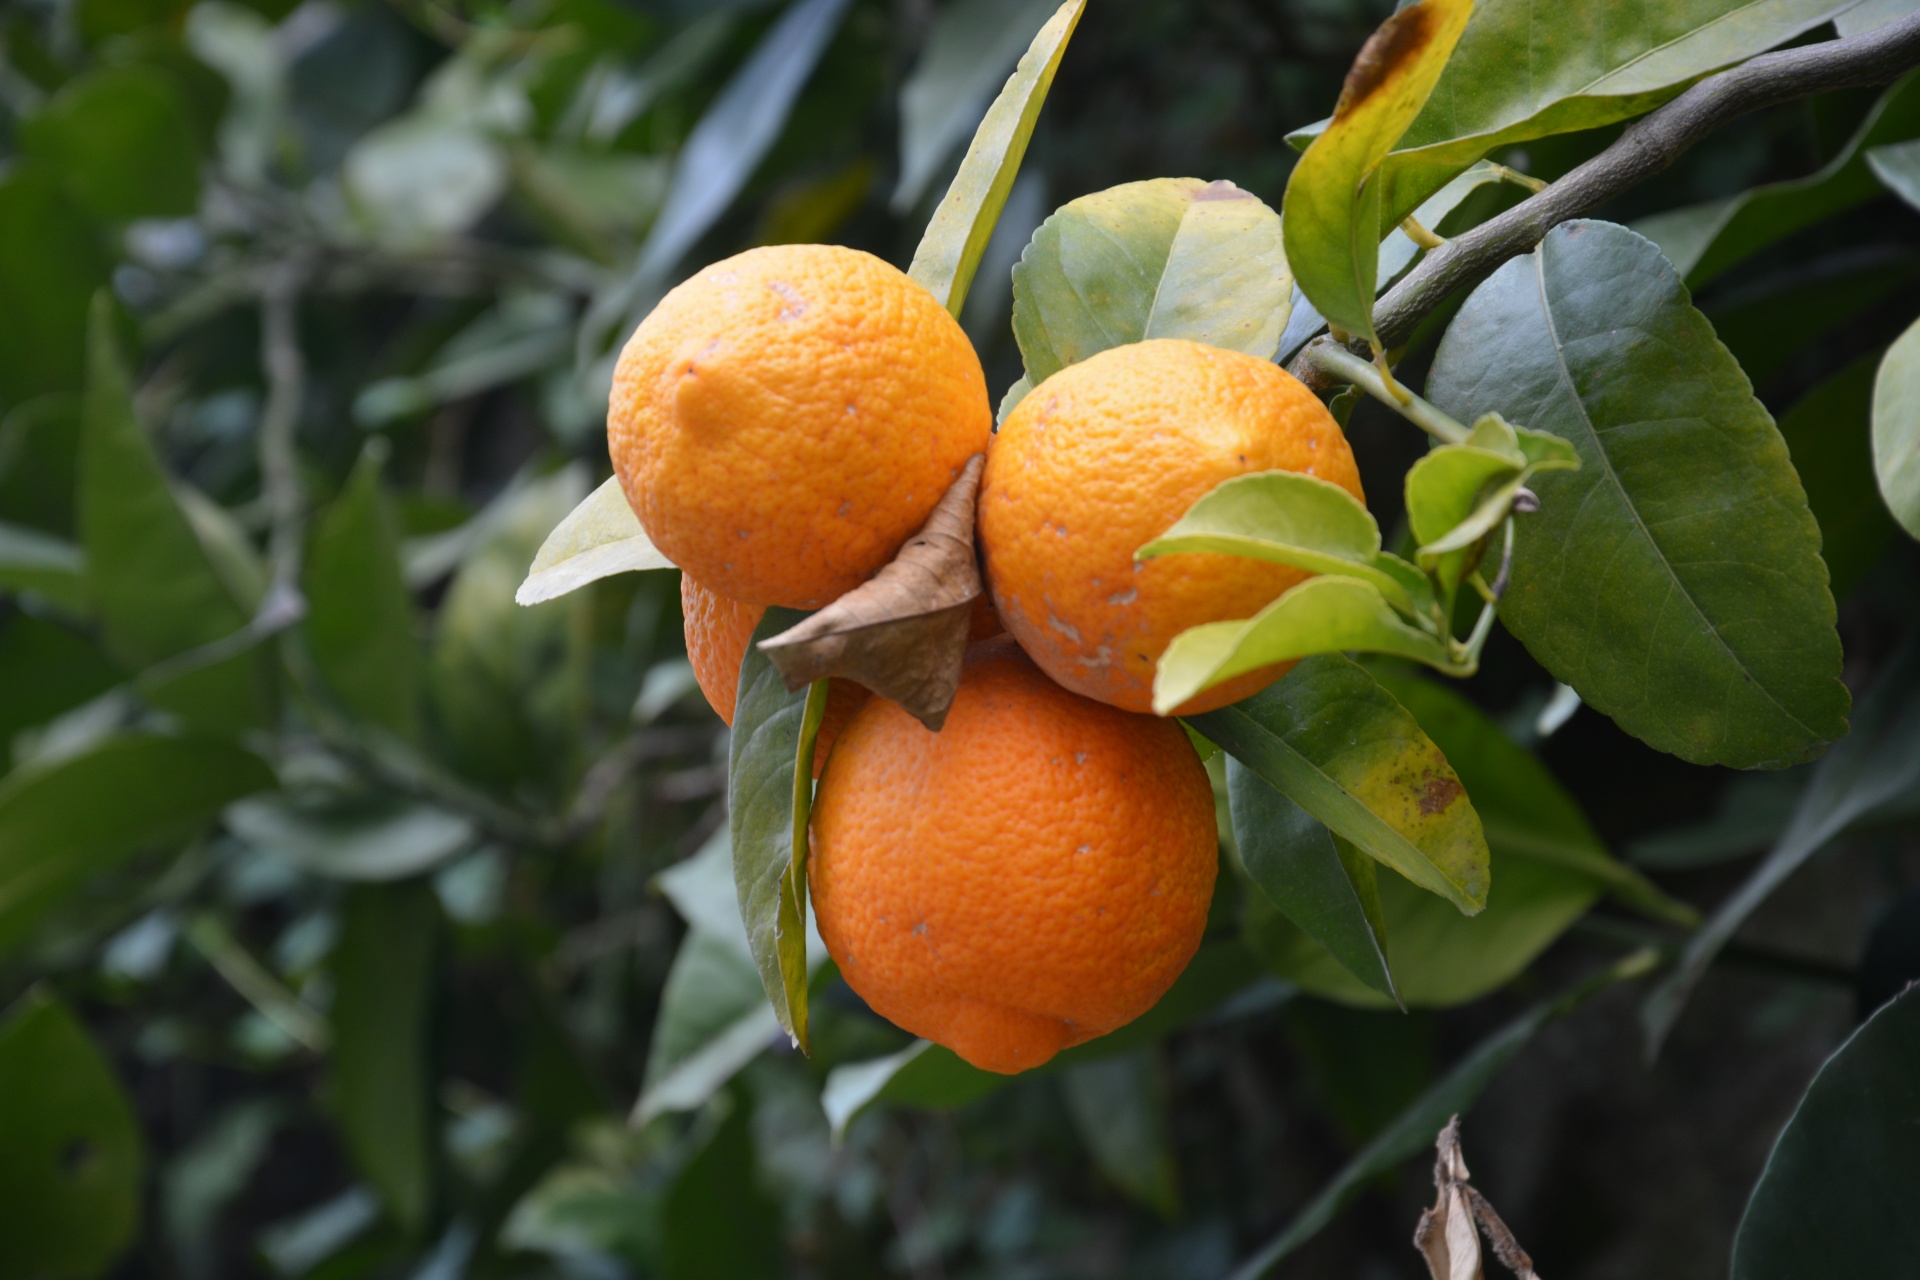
910;0;1084;314
1872;315;1920;539
515;474;672;607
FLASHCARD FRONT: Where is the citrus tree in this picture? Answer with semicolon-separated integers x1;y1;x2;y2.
1;0;1918;1277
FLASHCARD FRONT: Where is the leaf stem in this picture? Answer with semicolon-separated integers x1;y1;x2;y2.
1303;342;1470;444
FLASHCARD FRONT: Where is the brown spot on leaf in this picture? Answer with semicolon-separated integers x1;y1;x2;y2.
1194;179;1251;202
1416;775;1463;816
1334;3;1437;119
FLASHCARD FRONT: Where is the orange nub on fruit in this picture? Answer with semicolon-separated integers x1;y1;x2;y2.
680;574;868;775
979;338;1364;714
809;637;1218;1074
611;244;992;610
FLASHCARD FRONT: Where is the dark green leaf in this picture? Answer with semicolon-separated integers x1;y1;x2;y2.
1643;641;1920;1052
1014;175;1288;381
910;0;1083;314
0;734;273;955
1190;655;1490;914
1281;0;1472;346
1299;0;1857;230
1063;1050;1180;1217
1731;984;1920;1278
1427;220;1848;769
1872;315;1920;539
0;990;145;1278
1705;248;1920;400
0;395;82;535
306;444;422;739
0;520;87;613
0;170;111;414
1778;350;1899;597
79;296;265;735
659;1094;783;1280
1228;758;1397;1002
225;792;474;882
19;64;200;220
0;614;122;769
330;880;438;1234
1636;72;1920;287
727;608;817;1051
892;0;1062;211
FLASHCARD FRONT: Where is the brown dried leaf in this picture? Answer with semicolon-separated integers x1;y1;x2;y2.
1413;1116;1543;1280
759;454;985;731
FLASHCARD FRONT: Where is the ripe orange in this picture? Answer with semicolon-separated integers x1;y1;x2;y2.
680;574;868;775
979;338;1364;714
809;637;1218;1073
611;244;992;610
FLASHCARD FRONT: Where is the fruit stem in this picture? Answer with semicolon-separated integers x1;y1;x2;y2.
1304;342;1470;445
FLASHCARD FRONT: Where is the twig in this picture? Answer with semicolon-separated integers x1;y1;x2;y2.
1293;10;1920;388
258;258;310;595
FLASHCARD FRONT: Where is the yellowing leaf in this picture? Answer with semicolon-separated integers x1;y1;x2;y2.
1282;0;1474;347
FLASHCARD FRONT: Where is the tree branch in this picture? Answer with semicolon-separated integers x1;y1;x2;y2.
1293;10;1920;387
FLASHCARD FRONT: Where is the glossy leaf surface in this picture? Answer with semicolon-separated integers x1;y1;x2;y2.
1428;220;1848;768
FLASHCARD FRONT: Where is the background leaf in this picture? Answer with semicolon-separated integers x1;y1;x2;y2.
1063;1050;1180;1217
329;880;438;1234
1775;350;1899;597
1012;175;1287;383
1636;72;1920;287
910;0;1084;315
0;991;146;1279
1427;220;1848;769
1872;314;1920;539
658;1094;784;1280
0;171;110;405
1730;983;1920;1278
19;64;202;221
1280;0;1472;346
225;792;474;882
0;521;87;613
1190;654;1489;914
305;444;421;739
0;735;274;955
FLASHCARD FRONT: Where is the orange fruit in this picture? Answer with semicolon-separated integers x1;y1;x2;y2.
680;574;868;775
809;637;1217;1073
611;244;992;610
979;338;1364;714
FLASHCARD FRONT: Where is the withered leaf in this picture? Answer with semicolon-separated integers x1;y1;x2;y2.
1413;1116;1542;1280
759;454;985;731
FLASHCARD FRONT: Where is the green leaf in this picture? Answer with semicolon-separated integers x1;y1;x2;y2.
1872;315;1920;540
330;881;438;1234
893;0;1063;211
431;468;590;788
1643;640;1920;1053
727;608;818;1051
1372;663;1693;924
0;991;145;1279
79;297;265;735
355;293;574;430
1427;220;1848;769
1189;655;1489;914
1405;415;1578;587
1295;0;1859;232
658;1093;784;1280
515;474;672;607
1280;0;1473;347
1706;248;1920;400
0;734;273;955
1228;758;1397;1002
1731;983;1920;1278
1635;72;1920;287
910;0;1084;314
1866;136;1920;209
0;520;87;613
1138;470;1417;610
1154;577;1455;716
19;64;201;221
225;792;474;882
1063;1050;1180;1217
0;169;111;406
0;615;122;767
635;931;779;1126
1013;175;1290;383
1778;350;1899;597
306;444;421;739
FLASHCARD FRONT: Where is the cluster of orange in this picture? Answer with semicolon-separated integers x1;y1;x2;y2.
610;244;1362;1073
